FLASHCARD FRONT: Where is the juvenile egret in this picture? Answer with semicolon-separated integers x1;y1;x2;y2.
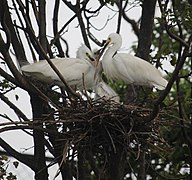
100;33;168;90
95;80;120;103
92;48;120;102
21;45;97;90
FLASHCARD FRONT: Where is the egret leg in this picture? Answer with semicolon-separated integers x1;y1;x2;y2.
140;87;153;105
131;84;137;98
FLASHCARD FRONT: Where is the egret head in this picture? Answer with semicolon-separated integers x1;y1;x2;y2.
76;44;95;62
104;33;122;47
92;48;101;60
97;33;122;60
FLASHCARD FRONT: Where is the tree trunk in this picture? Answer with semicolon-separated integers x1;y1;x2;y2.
136;0;157;179
77;148;87;180
108;145;126;180
138;148;146;180
136;0;157;60
30;93;48;180
38;0;47;60
45;106;72;180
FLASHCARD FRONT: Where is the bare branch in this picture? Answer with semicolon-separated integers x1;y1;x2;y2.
0;67;21;87
116;0;123;33
12;0;37;62
0;0;27;65
53;0;65;57
0;92;29;121
0;137;36;170
75;0;90;49
116;1;139;38
38;0;47;59
0;34;31;90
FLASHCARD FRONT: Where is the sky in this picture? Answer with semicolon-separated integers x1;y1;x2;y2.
0;1;173;179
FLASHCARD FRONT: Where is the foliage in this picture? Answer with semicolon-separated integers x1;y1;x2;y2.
0;155;17;180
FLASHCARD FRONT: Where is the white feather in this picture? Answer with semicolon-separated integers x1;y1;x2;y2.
21;47;97;90
102;33;168;90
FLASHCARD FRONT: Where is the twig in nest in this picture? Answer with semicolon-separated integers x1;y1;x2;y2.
53;140;69;180
104;125;116;153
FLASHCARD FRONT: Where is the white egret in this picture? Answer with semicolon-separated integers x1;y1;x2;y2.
76;45;120;103
100;33;168;90
95;81;120;103
92;48;120;103
21;45;97;90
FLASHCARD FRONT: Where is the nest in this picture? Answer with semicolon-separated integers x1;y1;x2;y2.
45;99;159;154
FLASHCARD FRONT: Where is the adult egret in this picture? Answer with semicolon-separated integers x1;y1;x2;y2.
21;45;97;90
100;33;168;90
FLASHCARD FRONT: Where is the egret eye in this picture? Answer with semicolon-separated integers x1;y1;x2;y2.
94;51;99;55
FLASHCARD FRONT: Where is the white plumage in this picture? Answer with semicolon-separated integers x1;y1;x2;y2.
21;45;97;90
21;44;121;102
95;80;120;103
92;48;120;102
101;33;168;90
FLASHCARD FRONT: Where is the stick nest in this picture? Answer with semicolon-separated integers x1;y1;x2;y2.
48;99;159;151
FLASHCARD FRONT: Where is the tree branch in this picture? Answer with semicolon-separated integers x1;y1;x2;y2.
158;0;189;48
0;92;29;121
116;0;123;33
148;36;192;122
0;0;27;65
0;34;31;90
30;93;48;179
53;0;65;57
136;0;157;60
117;1;139;38
38;0;47;60
51;1;88;47
0;67;21;88
75;0;91;49
0;137;36;170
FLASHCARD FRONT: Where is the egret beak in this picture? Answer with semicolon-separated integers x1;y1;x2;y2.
98;39;110;60
94;49;102;80
94;39;110;80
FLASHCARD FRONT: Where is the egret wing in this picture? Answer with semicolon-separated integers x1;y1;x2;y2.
114;53;168;88
21;58;96;89
113;54;134;83
54;58;95;89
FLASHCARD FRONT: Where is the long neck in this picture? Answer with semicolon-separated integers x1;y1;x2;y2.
102;41;121;64
102;41;121;79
